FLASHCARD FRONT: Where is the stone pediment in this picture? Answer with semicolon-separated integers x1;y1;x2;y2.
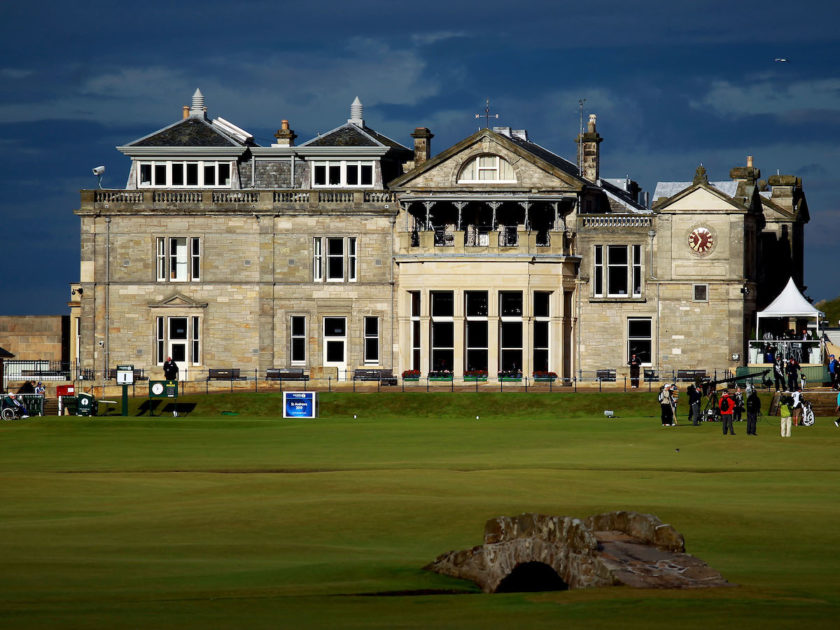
655;185;747;214
390;128;584;192
148;293;208;309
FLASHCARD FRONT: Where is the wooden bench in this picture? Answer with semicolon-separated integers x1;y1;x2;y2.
353;369;398;386
265;368;309;382
596;369;616;382
676;369;706;382
643;369;659;382
106;368;148;381
207;368;245;381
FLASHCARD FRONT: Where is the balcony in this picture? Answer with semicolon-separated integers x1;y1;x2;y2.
398;226;567;255
79;189;398;214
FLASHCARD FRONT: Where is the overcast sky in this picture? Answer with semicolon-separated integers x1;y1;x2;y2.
1;0;838;314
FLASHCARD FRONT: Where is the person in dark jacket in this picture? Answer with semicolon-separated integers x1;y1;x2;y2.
163;357;179;381
687;384;702;425
746;387;761;435
773;356;785;391
785;358;800;393
628;354;642;389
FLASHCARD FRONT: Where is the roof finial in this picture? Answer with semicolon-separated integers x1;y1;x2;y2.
190;89;205;117
693;163;709;185
349;96;364;126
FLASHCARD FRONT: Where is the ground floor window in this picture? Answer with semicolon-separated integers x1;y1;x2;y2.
364;317;379;364
323;317;347;367
155;315;201;366
465;320;488;371
290;316;306;364
627;317;652;364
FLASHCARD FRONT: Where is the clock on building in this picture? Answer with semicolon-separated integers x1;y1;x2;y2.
688;226;715;254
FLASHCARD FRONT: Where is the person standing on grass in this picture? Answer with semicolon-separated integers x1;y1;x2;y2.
687;384;701;425
719;389;736;435
780;393;793;438
786;358;800;393
746;387;761;435
659;384;673;427
791;387;803;427
835;389;840;428
628;353;642;389
733;386;744;423
773;356;785;391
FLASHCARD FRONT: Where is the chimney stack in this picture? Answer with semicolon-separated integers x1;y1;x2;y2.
576;113;602;182
273;119;297;147
729;155;760;184
410;127;434;166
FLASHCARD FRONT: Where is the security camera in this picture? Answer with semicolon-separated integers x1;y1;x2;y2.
98;340;104;347
92;166;105;176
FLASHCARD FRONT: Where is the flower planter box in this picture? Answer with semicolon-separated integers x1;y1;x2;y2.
464;376;488;382
402;377;420;381
429;376;454;381
498;376;523;382
533;376;557;382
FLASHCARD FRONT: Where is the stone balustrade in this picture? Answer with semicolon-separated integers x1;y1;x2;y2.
581;215;652;228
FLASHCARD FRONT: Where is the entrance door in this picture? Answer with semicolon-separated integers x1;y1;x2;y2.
323;317;347;379
168;317;188;378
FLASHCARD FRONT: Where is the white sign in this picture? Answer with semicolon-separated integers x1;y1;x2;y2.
116;364;134;384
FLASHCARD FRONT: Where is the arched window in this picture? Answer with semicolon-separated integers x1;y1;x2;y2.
458;154;516;183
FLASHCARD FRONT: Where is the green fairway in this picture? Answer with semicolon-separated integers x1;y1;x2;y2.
1;392;838;629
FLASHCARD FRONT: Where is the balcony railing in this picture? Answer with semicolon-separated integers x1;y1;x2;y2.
581;215;652;228
86;189;396;209
749;339;822;365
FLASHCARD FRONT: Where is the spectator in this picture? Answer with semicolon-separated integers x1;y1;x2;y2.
2;393;29;418
163;357;179;381
17;381;35;394
746;387;761;435
828;354;839;391
628;353;641;389
688;384;702;426
659;384;673;427
791;388;804;427
34;382;45;396
785;358;800;393
773;356;785;391
733;386;744;423
719;390;736;435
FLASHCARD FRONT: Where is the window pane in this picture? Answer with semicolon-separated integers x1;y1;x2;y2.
500;350;522;372
500;291;523;317
501;321;522;348
328;164;341;185
169;317;188;340
364;317;378;336
324;317;346;337
292;316;305;336
186;163;198;186
465;291;488;317
327;238;343;255
608;267;628;295
140;164;152;185
291;338;306;362
326;340;344;362
411;291;421;317
346;164;358;185
171;344;186;362
170;237;187;281
608;245;627;264
360;164;373;185
314;165;326;185
431;349;454;372
533;349;549;372
154;164;167;186
328;256;343;279
534;292;550;318
218;163;230;186
466;320;488;347
431;291;454;317
466;349;488;372
479;156;494;167
628;319;651;337
172;163;184;186
432;321;454;347
534;320;549;348
204;164;216;186
364;338;379;362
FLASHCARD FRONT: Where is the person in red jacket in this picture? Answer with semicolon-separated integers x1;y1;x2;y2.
719;389;736;435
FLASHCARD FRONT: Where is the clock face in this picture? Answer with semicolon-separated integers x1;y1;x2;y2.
151;383;164;395
688;227;715;254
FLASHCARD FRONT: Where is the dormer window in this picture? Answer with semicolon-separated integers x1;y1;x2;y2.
458;154;516;183
138;161;232;188
312;161;374;187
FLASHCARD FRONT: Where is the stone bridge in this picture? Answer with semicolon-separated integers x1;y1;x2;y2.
425;511;730;593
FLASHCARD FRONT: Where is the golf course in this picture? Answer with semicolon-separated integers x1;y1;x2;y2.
1;391;838;628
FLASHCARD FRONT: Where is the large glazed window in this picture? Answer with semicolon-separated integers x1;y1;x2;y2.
156;237;200;282
457;154;516;183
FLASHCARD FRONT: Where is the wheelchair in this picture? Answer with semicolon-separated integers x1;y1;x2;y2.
1;401;27;420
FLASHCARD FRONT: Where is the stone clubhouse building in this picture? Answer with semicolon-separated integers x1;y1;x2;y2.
72;90;809;382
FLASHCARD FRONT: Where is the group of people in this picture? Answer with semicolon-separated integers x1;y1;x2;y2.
1;381;47;419
772;356;805;392
658;382;762;435
778;388;811;437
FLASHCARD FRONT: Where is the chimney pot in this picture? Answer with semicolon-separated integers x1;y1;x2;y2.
182;105;189;120
747;155;753;168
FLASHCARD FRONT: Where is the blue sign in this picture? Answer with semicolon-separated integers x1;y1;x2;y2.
283;391;317;419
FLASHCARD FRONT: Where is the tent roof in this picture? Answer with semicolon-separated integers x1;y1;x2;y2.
757;278;824;318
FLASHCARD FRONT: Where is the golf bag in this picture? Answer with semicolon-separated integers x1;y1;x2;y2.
801;401;815;426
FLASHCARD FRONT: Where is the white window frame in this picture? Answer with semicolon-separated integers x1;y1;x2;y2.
464;291;489;373
457;154;517;183
627;317;653;366
323;316;347;368
499;291;523;372
290;315;307;365
156;237;200;282
430;291;455;372
138;160;232;188
533;291;551;373
593;244;643;298
155;315;202;366
410;291;421;371
313;237;357;283
311;160;375;188
363;317;379;365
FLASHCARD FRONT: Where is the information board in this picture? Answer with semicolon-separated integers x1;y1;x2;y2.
117;364;134;385
283;391;317;419
149;380;179;398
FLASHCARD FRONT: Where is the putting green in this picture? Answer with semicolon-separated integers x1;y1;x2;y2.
1;392;838;629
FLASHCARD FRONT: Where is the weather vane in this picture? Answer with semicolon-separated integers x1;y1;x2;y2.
475;99;499;129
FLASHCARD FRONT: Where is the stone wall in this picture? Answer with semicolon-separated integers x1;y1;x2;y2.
0;316;68;362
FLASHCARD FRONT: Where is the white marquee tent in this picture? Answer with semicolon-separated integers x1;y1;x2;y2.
755;277;824;335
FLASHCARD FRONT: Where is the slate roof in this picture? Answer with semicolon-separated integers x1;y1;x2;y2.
652;180;738;202
505;135;580;179
302;122;411;154
128;117;247;148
